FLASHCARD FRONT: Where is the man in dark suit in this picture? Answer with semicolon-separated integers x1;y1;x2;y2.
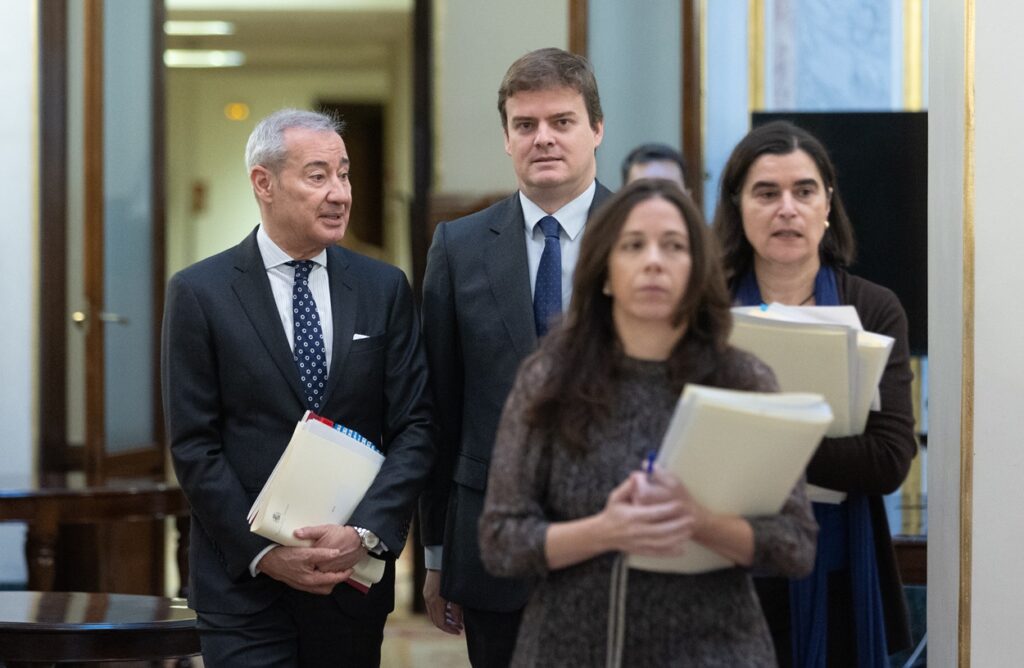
418;48;611;667
162;108;433;666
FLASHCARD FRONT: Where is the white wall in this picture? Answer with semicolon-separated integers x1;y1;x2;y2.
435;0;567;194
929;2;1024;664
0;0;36;584
969;2;1024;664
926;0;964;661
385;32;413;272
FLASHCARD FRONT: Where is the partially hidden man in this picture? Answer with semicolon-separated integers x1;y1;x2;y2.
162;108;433;666
418;48;612;667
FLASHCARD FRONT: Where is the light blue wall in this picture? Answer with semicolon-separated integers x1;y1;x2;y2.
589;0;682;191
704;0;749;219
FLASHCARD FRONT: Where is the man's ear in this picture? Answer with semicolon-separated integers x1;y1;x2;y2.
591;119;605;148
251;165;274;203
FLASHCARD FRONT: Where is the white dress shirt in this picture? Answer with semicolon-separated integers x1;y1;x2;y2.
520;180;597;311
257;226;334;369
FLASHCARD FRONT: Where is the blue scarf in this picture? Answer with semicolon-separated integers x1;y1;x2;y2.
735;266;889;668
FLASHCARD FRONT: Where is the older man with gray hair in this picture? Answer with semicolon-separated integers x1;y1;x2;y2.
163;108;433;666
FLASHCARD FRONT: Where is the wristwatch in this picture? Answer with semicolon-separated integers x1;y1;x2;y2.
354;526;380;552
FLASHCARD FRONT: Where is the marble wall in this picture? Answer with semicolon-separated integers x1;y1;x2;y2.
765;0;903;110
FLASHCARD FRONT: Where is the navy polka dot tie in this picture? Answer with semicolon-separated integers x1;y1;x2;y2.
533;215;562;338
287;260;327;411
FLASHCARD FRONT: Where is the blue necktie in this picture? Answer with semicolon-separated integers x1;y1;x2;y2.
287;260;327;412
533;215;562;338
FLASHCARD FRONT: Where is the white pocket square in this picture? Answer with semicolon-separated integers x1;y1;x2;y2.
353;333;370;340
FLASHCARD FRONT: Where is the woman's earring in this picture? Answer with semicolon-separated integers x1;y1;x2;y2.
602;282;612;296
823;220;830;229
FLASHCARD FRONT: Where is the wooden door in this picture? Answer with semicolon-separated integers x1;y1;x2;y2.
80;0;166;484
317;101;385;257
38;0;169;595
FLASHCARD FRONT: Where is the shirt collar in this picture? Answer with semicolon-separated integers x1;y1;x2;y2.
257;225;328;269
519;180;597;241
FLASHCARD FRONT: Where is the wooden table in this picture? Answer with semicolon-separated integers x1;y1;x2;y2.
0;476;190;593
0;591;199;665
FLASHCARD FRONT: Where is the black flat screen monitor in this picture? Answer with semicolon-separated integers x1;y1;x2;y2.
752;111;927;354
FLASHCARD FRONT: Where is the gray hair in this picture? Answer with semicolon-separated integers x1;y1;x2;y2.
244;108;344;173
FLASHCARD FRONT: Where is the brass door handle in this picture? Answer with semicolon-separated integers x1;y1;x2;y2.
71;310;130;328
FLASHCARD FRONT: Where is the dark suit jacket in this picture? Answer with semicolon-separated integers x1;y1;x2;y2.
162;228;433;620
418;184;612;612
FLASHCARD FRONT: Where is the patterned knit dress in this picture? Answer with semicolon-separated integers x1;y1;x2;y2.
480;347;818;667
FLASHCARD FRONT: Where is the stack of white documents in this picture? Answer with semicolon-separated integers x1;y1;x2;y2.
248;411;386;592
629;385;833;575
730;304;893;438
729;304;895;503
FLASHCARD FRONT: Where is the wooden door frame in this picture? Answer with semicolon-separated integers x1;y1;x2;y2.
38;0;71;480
409;0;432;297
82;0;105;483
38;0;166;483
569;0;587;55
681;0;703;211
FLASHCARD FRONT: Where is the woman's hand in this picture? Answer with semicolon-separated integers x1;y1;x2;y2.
598;472;697;557
633;466;756;567
633;467;710;537
544;468;739;571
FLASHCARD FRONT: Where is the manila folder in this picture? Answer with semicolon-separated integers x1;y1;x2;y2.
629;385;832;575
249;419;384;547
730;313;856;437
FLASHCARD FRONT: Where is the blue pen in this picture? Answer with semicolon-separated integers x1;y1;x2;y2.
644;451;657;478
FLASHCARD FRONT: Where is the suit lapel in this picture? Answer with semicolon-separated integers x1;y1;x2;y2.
321;245;356;407
230;230;307;407
590;181;613;215
483;183;613;359
484;195;537;360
